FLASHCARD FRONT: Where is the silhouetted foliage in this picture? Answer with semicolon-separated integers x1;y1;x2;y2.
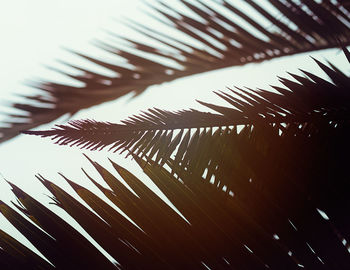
1;1;350;269
1;54;348;269
1;0;350;142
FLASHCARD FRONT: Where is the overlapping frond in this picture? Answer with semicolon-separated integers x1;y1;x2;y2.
2;133;350;269
2;0;350;143
24;57;350;165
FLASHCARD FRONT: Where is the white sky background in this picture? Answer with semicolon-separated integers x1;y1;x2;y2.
0;0;349;262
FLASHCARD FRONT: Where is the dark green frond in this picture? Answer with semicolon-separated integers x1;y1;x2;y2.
2;0;350;143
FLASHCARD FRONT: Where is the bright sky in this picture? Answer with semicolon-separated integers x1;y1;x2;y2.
0;0;349;263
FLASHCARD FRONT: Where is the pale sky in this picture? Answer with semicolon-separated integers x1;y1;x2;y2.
0;0;349;263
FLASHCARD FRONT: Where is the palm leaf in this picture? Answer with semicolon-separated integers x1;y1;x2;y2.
24;57;350;165
2;0;350;143
1;142;350;269
0;183;117;270
0;229;54;270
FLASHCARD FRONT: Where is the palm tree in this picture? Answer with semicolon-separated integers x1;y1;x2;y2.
0;0;350;269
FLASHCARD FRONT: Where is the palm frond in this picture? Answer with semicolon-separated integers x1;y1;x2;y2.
24;57;350;164
2;0;350;143
0;183;117;270
1;150;350;269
